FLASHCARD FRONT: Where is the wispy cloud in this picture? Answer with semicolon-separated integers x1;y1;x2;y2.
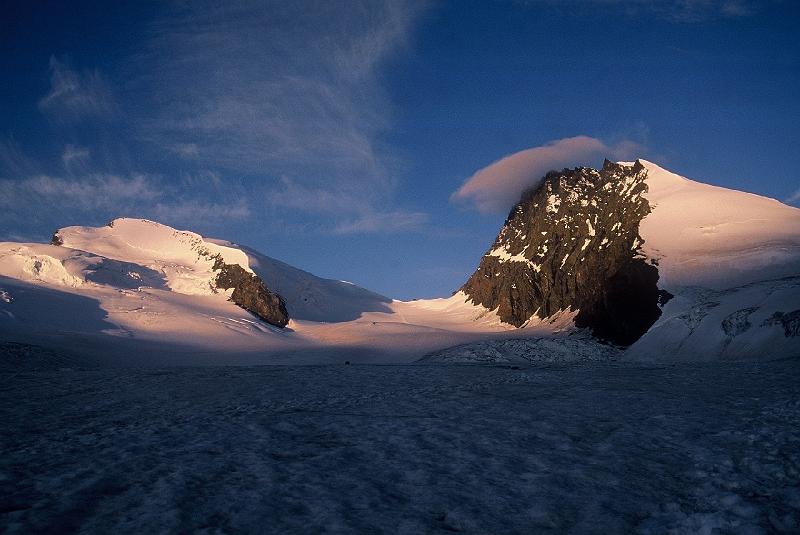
61;144;91;170
10;2;430;239
38;56;116;120
151;199;251;224
786;187;800;205
522;0;759;22
0;174;159;213
265;176;428;234
140;0;428;228
451;135;644;214
0;139;40;178
169;143;200;159
0;170;252;234
332;210;429;234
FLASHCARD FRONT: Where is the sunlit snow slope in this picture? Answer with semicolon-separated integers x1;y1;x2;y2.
54;218;254;296
634;160;800;288
0;219;528;364
627;160;800;360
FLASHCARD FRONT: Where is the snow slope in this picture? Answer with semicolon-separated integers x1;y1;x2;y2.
628;275;800;361
633;160;800;289
55;218;253;296
0;221;307;362
210;241;394;323
0;219;537;364
618;160;800;360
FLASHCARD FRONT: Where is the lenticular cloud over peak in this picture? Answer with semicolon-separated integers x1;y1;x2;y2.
451;135;642;214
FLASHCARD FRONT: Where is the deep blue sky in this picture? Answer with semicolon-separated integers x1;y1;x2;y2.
2;0;799;298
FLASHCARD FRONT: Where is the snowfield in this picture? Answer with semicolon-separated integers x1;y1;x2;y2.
630;160;800;289
2;356;799;533
420;336;621;364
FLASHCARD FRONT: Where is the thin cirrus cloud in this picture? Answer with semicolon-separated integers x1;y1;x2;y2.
61;145;91;169
451;135;644;214
169;143;200;159
526;0;758;22
0;171;251;236
0;2;429;238
38;56;116;120
139;0;429;234
266;177;429;234
332;210;430;235
0;139;39;179
0;174;159;215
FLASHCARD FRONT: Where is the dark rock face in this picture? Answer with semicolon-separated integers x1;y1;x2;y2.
574;259;670;346
212;257;289;328
721;307;759;337
762;310;800;337
50;232;63;246
460;159;667;345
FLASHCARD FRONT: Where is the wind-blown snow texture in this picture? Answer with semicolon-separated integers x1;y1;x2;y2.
420;336;620;364
2;360;799;533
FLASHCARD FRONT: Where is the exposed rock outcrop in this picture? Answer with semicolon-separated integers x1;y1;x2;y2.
762;310;800;337
212;256;289;328
461;160;670;345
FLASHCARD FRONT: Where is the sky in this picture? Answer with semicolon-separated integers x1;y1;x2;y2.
1;0;799;299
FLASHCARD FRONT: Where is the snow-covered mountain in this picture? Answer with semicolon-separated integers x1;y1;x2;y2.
627;161;800;360
460;159;800;359
221;243;394;324
1;159;798;364
51;218;290;327
0;218;525;364
462;160;664;344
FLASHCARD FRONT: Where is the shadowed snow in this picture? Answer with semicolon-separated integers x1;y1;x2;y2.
2;360;798;533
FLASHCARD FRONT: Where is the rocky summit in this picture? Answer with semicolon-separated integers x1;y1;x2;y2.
461;159;671;345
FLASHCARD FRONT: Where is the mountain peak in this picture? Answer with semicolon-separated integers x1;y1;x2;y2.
51;218;290;327
461;160;665;345
460;159;800;347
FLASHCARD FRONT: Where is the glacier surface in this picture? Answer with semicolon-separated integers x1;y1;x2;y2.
2;357;799;533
